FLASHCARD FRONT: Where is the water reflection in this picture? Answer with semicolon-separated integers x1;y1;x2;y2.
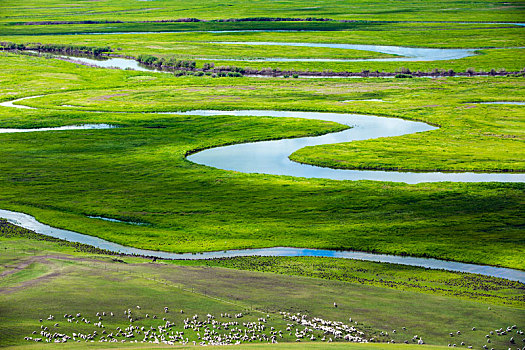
0;124;115;133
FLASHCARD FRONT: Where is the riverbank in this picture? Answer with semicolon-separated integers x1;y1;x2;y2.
2;212;524;283
1;220;523;303
4;46;524;79
2;233;522;348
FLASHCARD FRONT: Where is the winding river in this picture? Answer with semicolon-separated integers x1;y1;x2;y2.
1;209;524;283
1;85;523;281
2;96;524;183
183;110;524;183
56;42;481;68
45;41;521;76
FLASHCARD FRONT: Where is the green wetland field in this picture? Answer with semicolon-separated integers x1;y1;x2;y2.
0;0;524;349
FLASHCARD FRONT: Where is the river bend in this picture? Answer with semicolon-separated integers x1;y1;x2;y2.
1;96;524;183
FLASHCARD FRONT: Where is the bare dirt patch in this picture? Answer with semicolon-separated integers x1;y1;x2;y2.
0;255;109;294
0;271;62;294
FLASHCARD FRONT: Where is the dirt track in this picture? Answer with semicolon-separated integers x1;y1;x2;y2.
0;254;108;294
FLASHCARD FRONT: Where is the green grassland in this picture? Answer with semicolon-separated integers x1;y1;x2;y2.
0;52;523;269
2;23;524;72
1;1;524;350
0;228;523;348
4;23;524;48
2;345;455;350
0;0;524;23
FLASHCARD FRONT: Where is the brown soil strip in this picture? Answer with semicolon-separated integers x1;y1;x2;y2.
0;254;112;294
0;271;62;294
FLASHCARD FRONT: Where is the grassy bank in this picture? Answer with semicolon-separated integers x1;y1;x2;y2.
177;256;525;308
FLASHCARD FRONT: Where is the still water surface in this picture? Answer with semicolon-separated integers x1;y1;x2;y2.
208;42;478;61
183;110;525;183
0;124;114;133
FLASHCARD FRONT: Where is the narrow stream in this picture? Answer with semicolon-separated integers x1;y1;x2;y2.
476;101;525;105
34;22;525;36
1;209;523;282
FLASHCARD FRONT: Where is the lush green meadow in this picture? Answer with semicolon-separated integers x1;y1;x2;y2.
1;0;524;23
0;52;524;269
0;227;523;348
0;2;524;348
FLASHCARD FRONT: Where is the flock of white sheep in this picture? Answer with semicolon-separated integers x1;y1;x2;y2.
23;306;374;346
22;306;524;348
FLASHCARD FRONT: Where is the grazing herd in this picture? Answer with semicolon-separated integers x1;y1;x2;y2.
442;325;525;350
23;306;375;346
23;306;524;348
280;311;367;343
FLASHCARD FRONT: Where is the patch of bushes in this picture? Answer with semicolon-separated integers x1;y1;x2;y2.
217;65;245;74
0;41;112;55
137;54;196;69
202;62;215;70
212;17;333;22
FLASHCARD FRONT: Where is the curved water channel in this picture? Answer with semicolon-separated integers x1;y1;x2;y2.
1;209;524;283
2;96;524;183
1;94;523;281
207;42;479;62
56;42;481;68
183;110;525;183
47;42;521;76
